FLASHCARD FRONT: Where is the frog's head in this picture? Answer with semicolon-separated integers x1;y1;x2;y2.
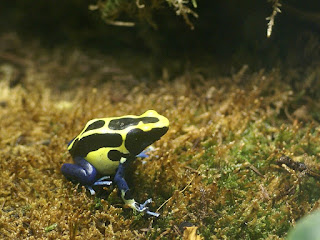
124;110;169;155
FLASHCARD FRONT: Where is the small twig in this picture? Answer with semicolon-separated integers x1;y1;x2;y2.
277;155;307;171
155;229;170;240
271;155;307;202
0;52;31;67
148;168;198;229
248;163;264;178
184;166;199;174
277;155;320;181
266;0;282;37
259;184;270;200
133;230;140;237
0;200;6;210
105;19;135;27
284;106;294;122
173;225;182;235
136;0;145;8
157;171;197;212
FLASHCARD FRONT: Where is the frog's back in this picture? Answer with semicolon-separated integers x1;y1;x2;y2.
67;118;123;157
67;111;169;161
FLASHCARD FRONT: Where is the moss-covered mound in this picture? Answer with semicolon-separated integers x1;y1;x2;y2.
0;35;319;239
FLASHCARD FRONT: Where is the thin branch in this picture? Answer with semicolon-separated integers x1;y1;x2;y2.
266;0;282;38
105;19;135;27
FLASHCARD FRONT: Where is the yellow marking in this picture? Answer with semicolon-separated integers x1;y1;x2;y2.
69;110;169;150
120;157;127;164
85;148;120;175
68;110;169;174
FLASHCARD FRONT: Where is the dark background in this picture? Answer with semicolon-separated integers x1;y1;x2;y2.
1;0;320;76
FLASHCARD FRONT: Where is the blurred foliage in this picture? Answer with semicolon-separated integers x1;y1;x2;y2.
287;210;320;240
89;0;198;29
2;0;320;76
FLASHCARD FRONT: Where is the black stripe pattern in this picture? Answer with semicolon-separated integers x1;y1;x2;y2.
108;117;159;130
125;127;169;155
69;133;122;157
83;120;105;133
108;150;123;162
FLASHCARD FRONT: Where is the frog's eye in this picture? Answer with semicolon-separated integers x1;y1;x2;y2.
144;110;158;116
139;122;152;132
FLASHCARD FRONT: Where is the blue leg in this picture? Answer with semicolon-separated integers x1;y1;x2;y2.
114;162;130;194
114;161;159;217
61;157;97;185
61;157;112;195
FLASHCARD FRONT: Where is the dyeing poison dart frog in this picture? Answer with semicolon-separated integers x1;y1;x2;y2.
61;110;169;217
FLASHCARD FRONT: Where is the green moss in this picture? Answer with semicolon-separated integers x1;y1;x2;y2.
44;223;58;232
92;197;103;210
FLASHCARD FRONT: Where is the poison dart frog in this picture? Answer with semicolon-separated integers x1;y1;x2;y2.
61;110;169;217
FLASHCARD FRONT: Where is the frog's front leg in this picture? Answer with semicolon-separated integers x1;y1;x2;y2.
114;159;160;217
61;157;112;195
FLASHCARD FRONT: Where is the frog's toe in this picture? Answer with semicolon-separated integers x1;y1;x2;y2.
93;176;112;186
86;186;96;195
145;210;160;217
140;198;153;209
135;198;160;217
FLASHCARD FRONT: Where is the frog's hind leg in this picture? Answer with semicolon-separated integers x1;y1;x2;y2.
61;156;97;186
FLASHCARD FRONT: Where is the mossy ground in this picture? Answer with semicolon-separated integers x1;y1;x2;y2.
0;35;320;239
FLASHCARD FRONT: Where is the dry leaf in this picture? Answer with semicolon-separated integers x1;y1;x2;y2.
183;226;203;240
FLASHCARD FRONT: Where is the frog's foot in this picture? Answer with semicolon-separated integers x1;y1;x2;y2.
136;146;155;158
129;198;160;217
86;176;113;195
